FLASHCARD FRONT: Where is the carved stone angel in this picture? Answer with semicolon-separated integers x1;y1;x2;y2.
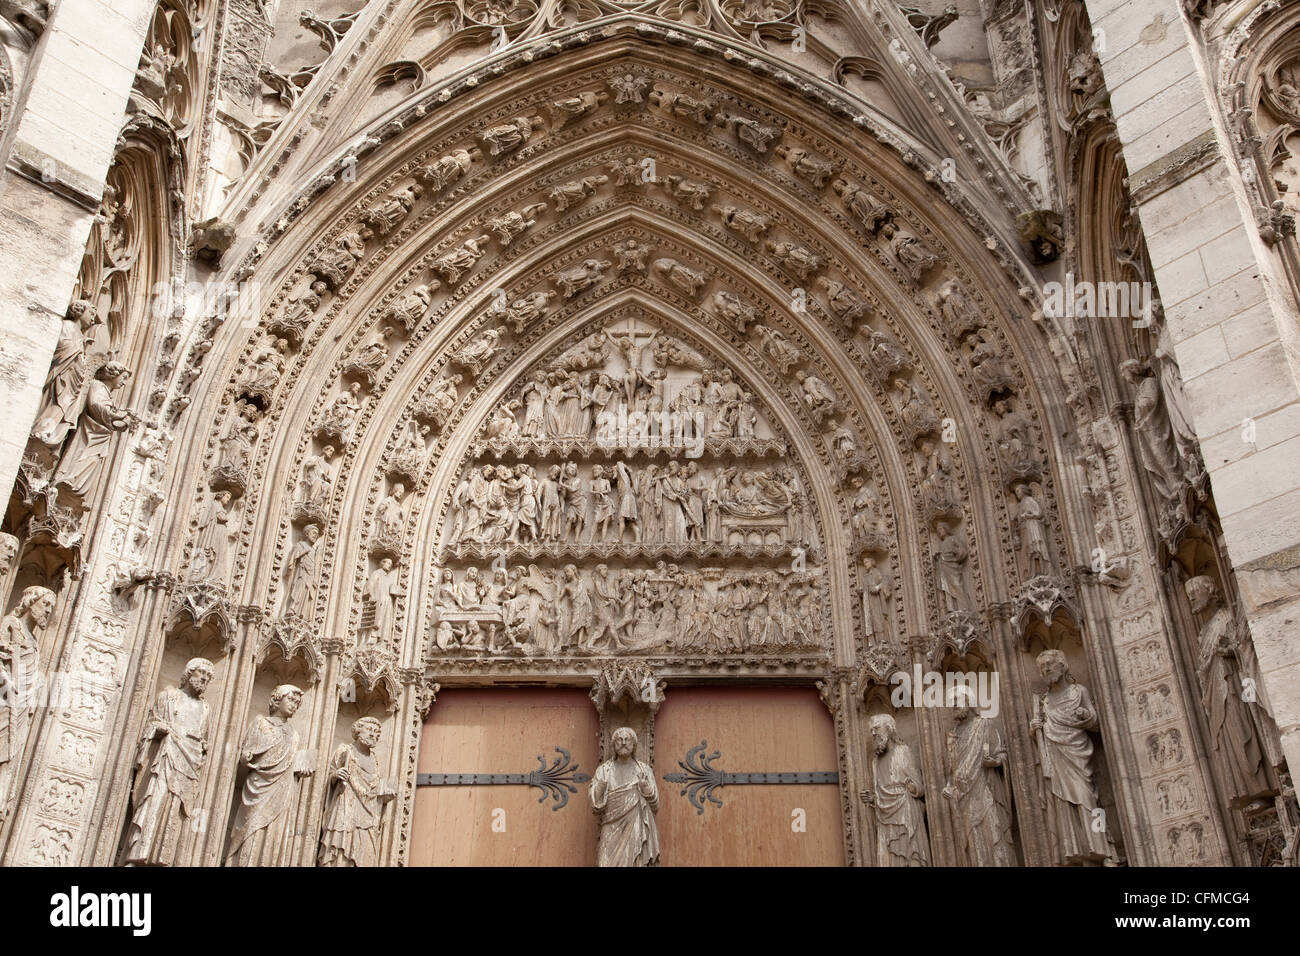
503;290;555;335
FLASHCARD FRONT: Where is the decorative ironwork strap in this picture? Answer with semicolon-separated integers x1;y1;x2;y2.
663;740;839;815
416;747;592;810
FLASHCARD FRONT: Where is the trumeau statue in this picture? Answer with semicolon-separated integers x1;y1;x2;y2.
121;658;213;866
0;586;56;820
1031;650;1117;865
864;714;931;867
318;717;395;867
1184;576;1274;807
944;686;1016;866
590;727;659;867
226;685;315;867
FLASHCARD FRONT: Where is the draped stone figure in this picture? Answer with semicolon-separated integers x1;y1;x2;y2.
864;714;931;867
318;717;395;867
121;658;213;866
51;361;135;503
1012;483;1049;575
860;556;896;647
281;523;322;618
192;489;235;583
31;299;100;448
1184;576;1273;807
590;727;659;866
943;687;1015;866
226;685;315;867
1031;649;1117;864
0;586;56;820
933;522;975;613
363;557;401;646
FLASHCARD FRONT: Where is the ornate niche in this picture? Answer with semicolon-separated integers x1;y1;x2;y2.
426;314;832;668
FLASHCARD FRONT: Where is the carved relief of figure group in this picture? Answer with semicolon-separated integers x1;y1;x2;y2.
431;562;827;657
446;459;808;551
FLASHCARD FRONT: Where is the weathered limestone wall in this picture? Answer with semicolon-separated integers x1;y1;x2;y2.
0;0;154;504
1084;0;1300;775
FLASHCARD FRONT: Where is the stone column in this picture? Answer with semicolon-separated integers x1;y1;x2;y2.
0;0;154;503
1084;0;1300;776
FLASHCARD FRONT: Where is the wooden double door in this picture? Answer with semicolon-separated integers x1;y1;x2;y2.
411;686;844;866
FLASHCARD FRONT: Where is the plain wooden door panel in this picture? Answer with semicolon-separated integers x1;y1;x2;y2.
653;686;845;866
411;688;600;866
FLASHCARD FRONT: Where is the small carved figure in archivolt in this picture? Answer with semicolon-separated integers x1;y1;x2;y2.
659;174;712;210
451;327;505;378
554;258;610;298
933;521;975;613
480;115;542;156
881;222;939;285
549;175;607;212
776;145;837;187
550;90;608;128
485;202;546;245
